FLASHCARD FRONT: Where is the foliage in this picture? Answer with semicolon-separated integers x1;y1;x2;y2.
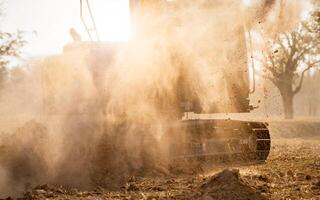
0;1;26;87
0;31;25;67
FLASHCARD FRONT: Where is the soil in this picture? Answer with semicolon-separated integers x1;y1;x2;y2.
1;121;320;200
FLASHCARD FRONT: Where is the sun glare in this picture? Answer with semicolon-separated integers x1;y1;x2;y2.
242;0;253;7
90;1;131;41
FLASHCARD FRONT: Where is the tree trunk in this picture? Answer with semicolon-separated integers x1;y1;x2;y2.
282;92;294;119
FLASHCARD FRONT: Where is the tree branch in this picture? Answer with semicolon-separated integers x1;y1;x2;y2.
257;71;280;88
293;60;320;94
277;37;289;58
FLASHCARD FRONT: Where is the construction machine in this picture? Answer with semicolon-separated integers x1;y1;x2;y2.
42;0;271;165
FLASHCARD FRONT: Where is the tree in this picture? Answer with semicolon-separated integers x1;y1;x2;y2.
305;70;320;116
262;11;320;119
0;31;25;67
0;3;25;88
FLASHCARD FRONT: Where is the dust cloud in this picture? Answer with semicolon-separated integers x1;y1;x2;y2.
0;0;312;198
244;0;313;39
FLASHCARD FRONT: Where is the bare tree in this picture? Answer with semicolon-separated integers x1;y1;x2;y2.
305;70;320;116
262;11;320;119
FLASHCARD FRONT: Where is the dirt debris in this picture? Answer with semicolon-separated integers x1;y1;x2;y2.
7;169;269;200
198;169;267;200
3;137;316;200
1;123;320;199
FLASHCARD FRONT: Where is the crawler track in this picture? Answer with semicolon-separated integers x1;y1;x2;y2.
162;119;271;163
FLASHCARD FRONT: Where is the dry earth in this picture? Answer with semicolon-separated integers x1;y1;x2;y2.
1;121;320;200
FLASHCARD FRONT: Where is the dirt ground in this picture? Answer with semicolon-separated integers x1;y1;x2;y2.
2;121;320;200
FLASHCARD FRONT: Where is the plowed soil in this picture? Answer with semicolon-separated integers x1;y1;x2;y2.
1;121;320;200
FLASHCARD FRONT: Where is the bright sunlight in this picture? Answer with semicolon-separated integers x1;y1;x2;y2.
89;1;131;41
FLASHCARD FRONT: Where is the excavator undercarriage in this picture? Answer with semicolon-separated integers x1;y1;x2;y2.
162;119;270;162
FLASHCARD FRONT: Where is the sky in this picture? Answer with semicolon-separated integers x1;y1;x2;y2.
1;0;130;57
0;0;314;58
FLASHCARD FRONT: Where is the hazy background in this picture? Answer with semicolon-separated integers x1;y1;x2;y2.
1;0;130;56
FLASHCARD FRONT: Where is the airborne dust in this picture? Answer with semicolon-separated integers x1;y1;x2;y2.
0;0;313;198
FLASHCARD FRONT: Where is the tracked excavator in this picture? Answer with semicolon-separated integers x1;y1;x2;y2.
42;0;271;164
